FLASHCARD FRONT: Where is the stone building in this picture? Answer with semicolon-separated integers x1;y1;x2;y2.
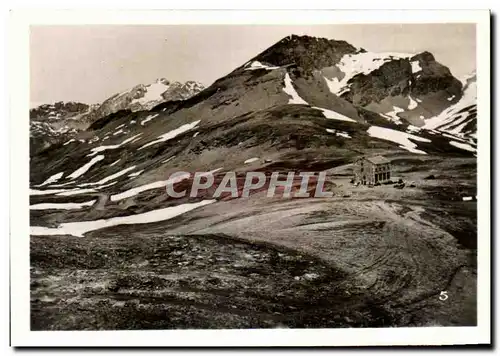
353;156;392;185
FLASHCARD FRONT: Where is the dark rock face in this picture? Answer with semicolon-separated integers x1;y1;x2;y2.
341;59;413;107
340;52;462;108
410;52;463;97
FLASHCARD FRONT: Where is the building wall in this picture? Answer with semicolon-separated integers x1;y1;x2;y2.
373;163;391;183
353;159;374;184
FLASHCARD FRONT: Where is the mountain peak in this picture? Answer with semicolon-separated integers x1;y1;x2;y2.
155;78;170;85
278;34;354;47
250;34;358;74
411;51;435;63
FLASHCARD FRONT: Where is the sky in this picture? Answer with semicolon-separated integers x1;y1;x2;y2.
30;24;476;106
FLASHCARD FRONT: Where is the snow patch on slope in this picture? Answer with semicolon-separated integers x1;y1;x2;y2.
411;61;422;73
408;96;418;110
30;200;216;237
406;125;422;134
39;172;64;186
139;121;201;150
244;157;259;164
314;107;356;122
141;114;160;126
79;166;137;186
56;188;98;196
283;73;308;105
449;140;476;153
162;156;175;164
88;134;142;156
326;128;351;138
380;106;404;125
30;200;96;211
30;188;72;196
245;61;280;71
67;155;105;180
111;172;191;201
128;170;144;179
110;159;121;167
367;126;430;154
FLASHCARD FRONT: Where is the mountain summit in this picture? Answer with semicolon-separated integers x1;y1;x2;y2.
250;35;359;74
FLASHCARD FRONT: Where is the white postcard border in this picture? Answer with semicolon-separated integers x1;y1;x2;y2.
9;9;491;347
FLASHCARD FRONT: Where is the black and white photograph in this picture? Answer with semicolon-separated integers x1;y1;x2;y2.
9;9;491;347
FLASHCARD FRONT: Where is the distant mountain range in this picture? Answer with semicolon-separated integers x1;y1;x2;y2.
30;79;205;154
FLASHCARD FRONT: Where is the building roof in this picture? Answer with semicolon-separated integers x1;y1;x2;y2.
364;155;391;165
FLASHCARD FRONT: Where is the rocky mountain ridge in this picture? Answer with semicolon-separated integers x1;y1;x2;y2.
82;78;205;124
